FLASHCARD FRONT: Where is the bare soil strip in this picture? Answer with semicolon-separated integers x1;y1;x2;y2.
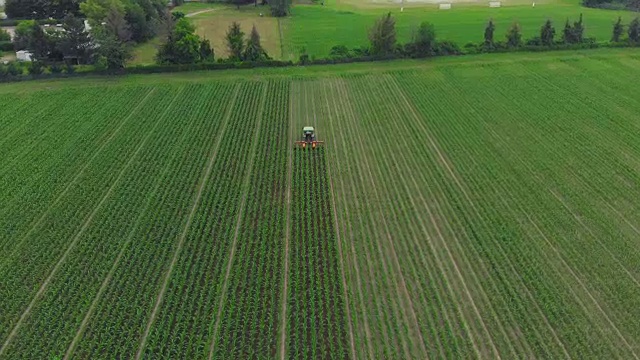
277;84;295;360
133;85;241;360
0;88;175;358
3;88;157;263
206;85;268;360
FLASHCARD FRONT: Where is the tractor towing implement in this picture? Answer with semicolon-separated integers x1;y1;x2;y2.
295;126;325;149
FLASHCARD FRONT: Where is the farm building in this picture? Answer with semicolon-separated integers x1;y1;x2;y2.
16;50;33;62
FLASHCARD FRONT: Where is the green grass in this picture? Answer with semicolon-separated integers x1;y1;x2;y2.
1;49;640;358
173;2;223;14
135;0;636;61
281;0;634;58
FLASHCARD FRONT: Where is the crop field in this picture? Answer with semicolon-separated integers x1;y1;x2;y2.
1;50;640;359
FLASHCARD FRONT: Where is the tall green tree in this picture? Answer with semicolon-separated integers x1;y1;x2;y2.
226;22;245;61
573;13;584;43
628;16;640;42
5;0;81;19
104;5;132;42
484;19;496;46
562;19;574;43
200;39;214;62
369;12;396;55
270;0;290;17
94;31;132;69
612;17;624;42
59;13;94;64
243;25;268;61
406;21;436;57
540;19;556;46
13;20;37;50
156;17;206;64
506;22;522;48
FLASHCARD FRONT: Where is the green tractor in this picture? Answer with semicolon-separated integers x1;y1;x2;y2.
295;126;324;149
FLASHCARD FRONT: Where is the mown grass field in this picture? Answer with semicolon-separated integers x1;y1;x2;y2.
166;0;635;61
1;49;640;359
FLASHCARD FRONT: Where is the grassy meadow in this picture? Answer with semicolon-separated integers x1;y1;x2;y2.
154;0;637;62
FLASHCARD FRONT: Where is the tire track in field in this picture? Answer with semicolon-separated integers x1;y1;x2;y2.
406;72;570;359
321;81;374;359
443;68;633;357
0;88;157;266
345;75;492;359
391;71;566;357
206;84;268;360
277;82;295;360
325;80;397;358
321;84;357;360
132;84;241;360
341;78;459;359
480;65;637;334
357;74;508;359
385;75;503;359
331;79;425;359
0;87;176;358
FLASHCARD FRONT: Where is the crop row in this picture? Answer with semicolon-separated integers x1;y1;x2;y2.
68;84;239;359
0;87;177;347
139;82;268;359
0;87;150;253
210;80;290;359
317;78;430;359
286;146;349;359
393;65;639;358
0;84;227;359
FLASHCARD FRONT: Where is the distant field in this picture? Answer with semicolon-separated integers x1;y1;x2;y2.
147;0;635;61
1;49;640;358
281;0;633;59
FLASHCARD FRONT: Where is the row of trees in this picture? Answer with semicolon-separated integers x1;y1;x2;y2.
156;15;270;65
583;0;640;11
4;0;81;19
12;15;93;64
365;12;640;58
80;0;168;43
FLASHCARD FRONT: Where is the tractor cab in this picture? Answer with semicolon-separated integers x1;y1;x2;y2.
295;126;324;149
303;126;316;143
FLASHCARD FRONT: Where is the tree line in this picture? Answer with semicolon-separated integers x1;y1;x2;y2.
3;11;640;79
326;12;640;61
156;12;270;64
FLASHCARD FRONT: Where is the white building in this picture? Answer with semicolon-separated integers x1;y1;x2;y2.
16;50;33;62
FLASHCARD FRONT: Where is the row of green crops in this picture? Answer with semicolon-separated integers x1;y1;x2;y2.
287;147;349;359
69;84;239;359
140;82;269;359
1;84;226;359
210;80;290;359
0;87;176;350
0;87;150;253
